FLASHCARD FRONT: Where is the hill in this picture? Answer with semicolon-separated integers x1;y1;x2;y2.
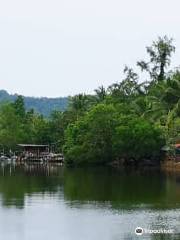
0;90;68;116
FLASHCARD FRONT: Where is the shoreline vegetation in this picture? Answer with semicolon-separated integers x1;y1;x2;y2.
0;36;179;168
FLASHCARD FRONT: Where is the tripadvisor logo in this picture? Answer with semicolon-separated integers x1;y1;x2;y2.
135;227;144;236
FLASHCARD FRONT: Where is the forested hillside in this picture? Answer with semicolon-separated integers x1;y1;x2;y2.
0;90;68;116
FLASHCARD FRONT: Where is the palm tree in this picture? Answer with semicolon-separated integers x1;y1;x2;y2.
142;71;180;146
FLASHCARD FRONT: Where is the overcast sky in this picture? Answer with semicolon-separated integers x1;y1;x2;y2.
0;0;180;97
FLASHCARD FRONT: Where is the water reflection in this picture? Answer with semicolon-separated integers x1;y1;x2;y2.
0;163;180;209
0;163;180;240
0;163;63;208
64;167;180;210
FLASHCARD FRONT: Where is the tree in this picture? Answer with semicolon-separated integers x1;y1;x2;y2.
48;111;65;151
32;115;51;144
113;117;165;164
63;104;165;165
137;36;175;81
160;71;180;146
107;66;142;104
64;104;118;165
0;103;26;150
94;86;107;102
68;94;89;119
13;95;26;119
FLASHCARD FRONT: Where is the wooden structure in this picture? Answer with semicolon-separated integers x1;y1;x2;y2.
17;144;64;163
18;144;49;162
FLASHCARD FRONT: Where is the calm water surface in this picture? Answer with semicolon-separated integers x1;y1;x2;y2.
0;163;180;240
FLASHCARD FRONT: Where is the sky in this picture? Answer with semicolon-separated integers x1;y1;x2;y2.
0;0;180;97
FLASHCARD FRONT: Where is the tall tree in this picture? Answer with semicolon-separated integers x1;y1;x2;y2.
137;36;175;81
107;66;141;104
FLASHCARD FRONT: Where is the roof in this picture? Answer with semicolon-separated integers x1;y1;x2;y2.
161;145;171;151
161;144;180;151
18;144;49;147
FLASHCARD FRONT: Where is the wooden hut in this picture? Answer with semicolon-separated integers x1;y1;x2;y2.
18;144;49;161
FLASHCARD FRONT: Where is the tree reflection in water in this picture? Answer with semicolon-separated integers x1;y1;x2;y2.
0;164;180;211
0;163;64;208
0;164;180;239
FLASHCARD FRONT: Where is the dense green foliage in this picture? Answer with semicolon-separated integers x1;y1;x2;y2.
0;36;179;165
64;104;117;164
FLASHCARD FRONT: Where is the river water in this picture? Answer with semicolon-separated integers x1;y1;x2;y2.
0;163;180;240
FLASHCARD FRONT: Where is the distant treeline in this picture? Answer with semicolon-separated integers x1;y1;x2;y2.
0;90;68;116
0;36;179;166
